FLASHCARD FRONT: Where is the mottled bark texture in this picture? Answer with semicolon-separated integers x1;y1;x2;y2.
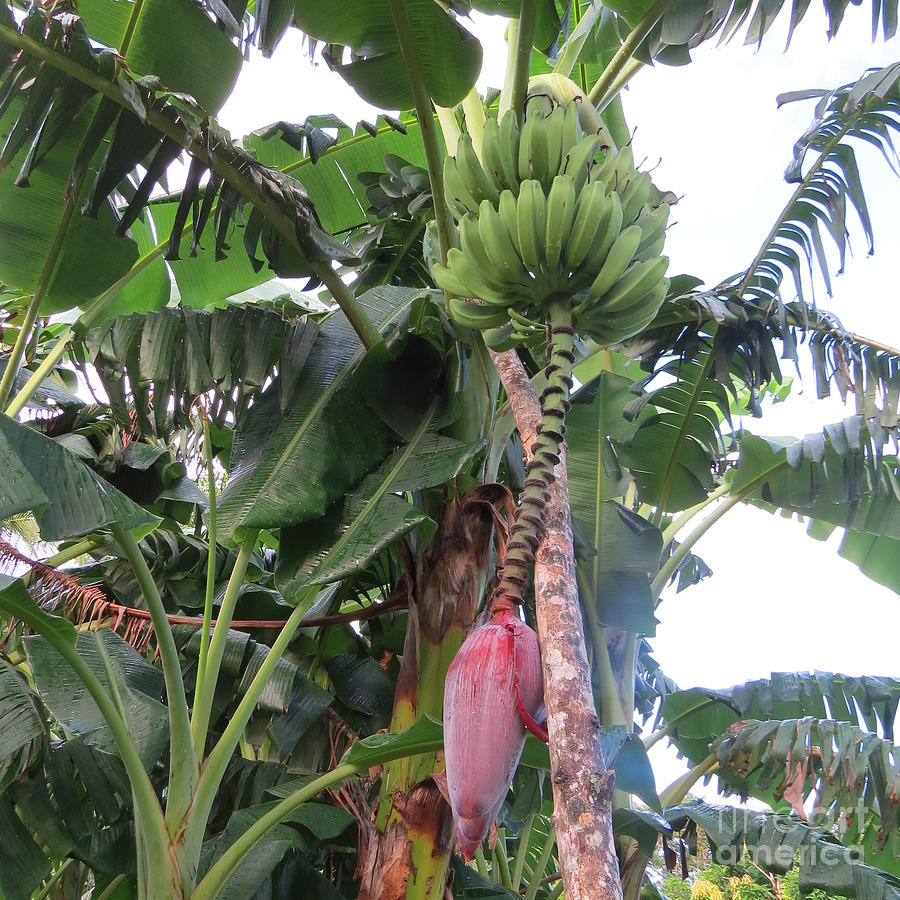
490;349;624;900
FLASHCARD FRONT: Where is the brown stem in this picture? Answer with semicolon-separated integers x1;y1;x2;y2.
490;349;623;900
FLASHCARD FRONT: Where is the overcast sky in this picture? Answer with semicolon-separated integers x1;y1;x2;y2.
219;10;899;796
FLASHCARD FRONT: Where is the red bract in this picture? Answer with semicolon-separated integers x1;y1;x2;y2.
443;608;544;860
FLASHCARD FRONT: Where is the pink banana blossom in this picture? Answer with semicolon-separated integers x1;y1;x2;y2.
443;607;546;860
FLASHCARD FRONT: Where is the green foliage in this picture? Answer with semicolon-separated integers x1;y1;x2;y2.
0;0;899;897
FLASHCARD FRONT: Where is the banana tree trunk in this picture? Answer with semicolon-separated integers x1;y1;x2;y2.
491;349;623;900
358;487;510;898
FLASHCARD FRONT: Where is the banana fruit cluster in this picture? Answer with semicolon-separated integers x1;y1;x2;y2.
432;102;670;348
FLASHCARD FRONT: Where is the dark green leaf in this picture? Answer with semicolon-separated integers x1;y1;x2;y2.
24;630;168;770
292;1;482;107
0;657;45;791
0;414;158;540
341;715;444;769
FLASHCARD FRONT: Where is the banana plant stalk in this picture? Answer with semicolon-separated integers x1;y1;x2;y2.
358;487;510;899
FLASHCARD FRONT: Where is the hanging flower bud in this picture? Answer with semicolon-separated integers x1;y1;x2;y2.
443;607;545;860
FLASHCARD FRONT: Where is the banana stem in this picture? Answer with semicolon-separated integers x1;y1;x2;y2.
661;481;730;549
587;0;672;107
111;524;197;833
189;531;258;756
509;0;537;122
494;299;575;607
659;754;718;808
0;293;42;411
387;0;455;265
192;412;217;750
499;18;521;119
435;104;461;157
34;858;75;900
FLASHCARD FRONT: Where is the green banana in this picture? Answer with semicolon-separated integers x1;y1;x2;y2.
480;116;507;193
497;112;521;195
449;297;510;330
516;179;547;275
594;143;634;193
587;224;643;300
620;171;652;224
585;278;668;344
520;111;551;189
443;156;481;218
498;190;522;257
577;191;625;280
483;321;518;351
508;307;542;330
562;133;605;195
458;215;522;293
456;134;500;207
543;106;566;185
432;260;473;297
432;101;670;330
563;180;607;271
438;248;510;306
634;235;666;263
596;256;669;314
559;102;582;161
635;203;669;256
614;145;637;185
478;198;529;284
517;114;538;183
544;175;577;272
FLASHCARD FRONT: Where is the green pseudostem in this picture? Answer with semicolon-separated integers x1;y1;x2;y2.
494;297;575;608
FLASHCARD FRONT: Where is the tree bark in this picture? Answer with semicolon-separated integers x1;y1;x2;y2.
490;349;623;900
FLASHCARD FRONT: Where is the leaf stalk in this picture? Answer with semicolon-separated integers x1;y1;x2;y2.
111;524;197;831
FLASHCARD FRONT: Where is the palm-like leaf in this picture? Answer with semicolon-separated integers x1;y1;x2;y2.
666;802;900;900
622;63;900;527
656;672;900;750
215;286;459;541
288;0;483;109
732;419;900;592
80;300;320;436
656;674;900;877
0;657;45;791
722;62;900;314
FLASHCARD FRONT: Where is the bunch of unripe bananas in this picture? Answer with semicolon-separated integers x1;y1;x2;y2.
432;102;670;348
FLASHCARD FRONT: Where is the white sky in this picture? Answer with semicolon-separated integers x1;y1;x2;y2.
218;11;899;798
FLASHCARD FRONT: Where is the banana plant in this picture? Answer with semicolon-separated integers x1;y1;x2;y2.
1;0;900;898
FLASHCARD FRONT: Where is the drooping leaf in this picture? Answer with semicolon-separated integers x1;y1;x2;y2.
0;414;158;541
657;676;900;872
0;657;46;791
276;433;481;592
83;304;319;436
215;287;443;541
78;0;242;112
0;796;49;900
0;96;139;315
292;1;482;108
24;630;169;770
619;351;729;513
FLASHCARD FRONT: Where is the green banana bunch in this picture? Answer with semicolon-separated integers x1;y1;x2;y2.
432;100;673;348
